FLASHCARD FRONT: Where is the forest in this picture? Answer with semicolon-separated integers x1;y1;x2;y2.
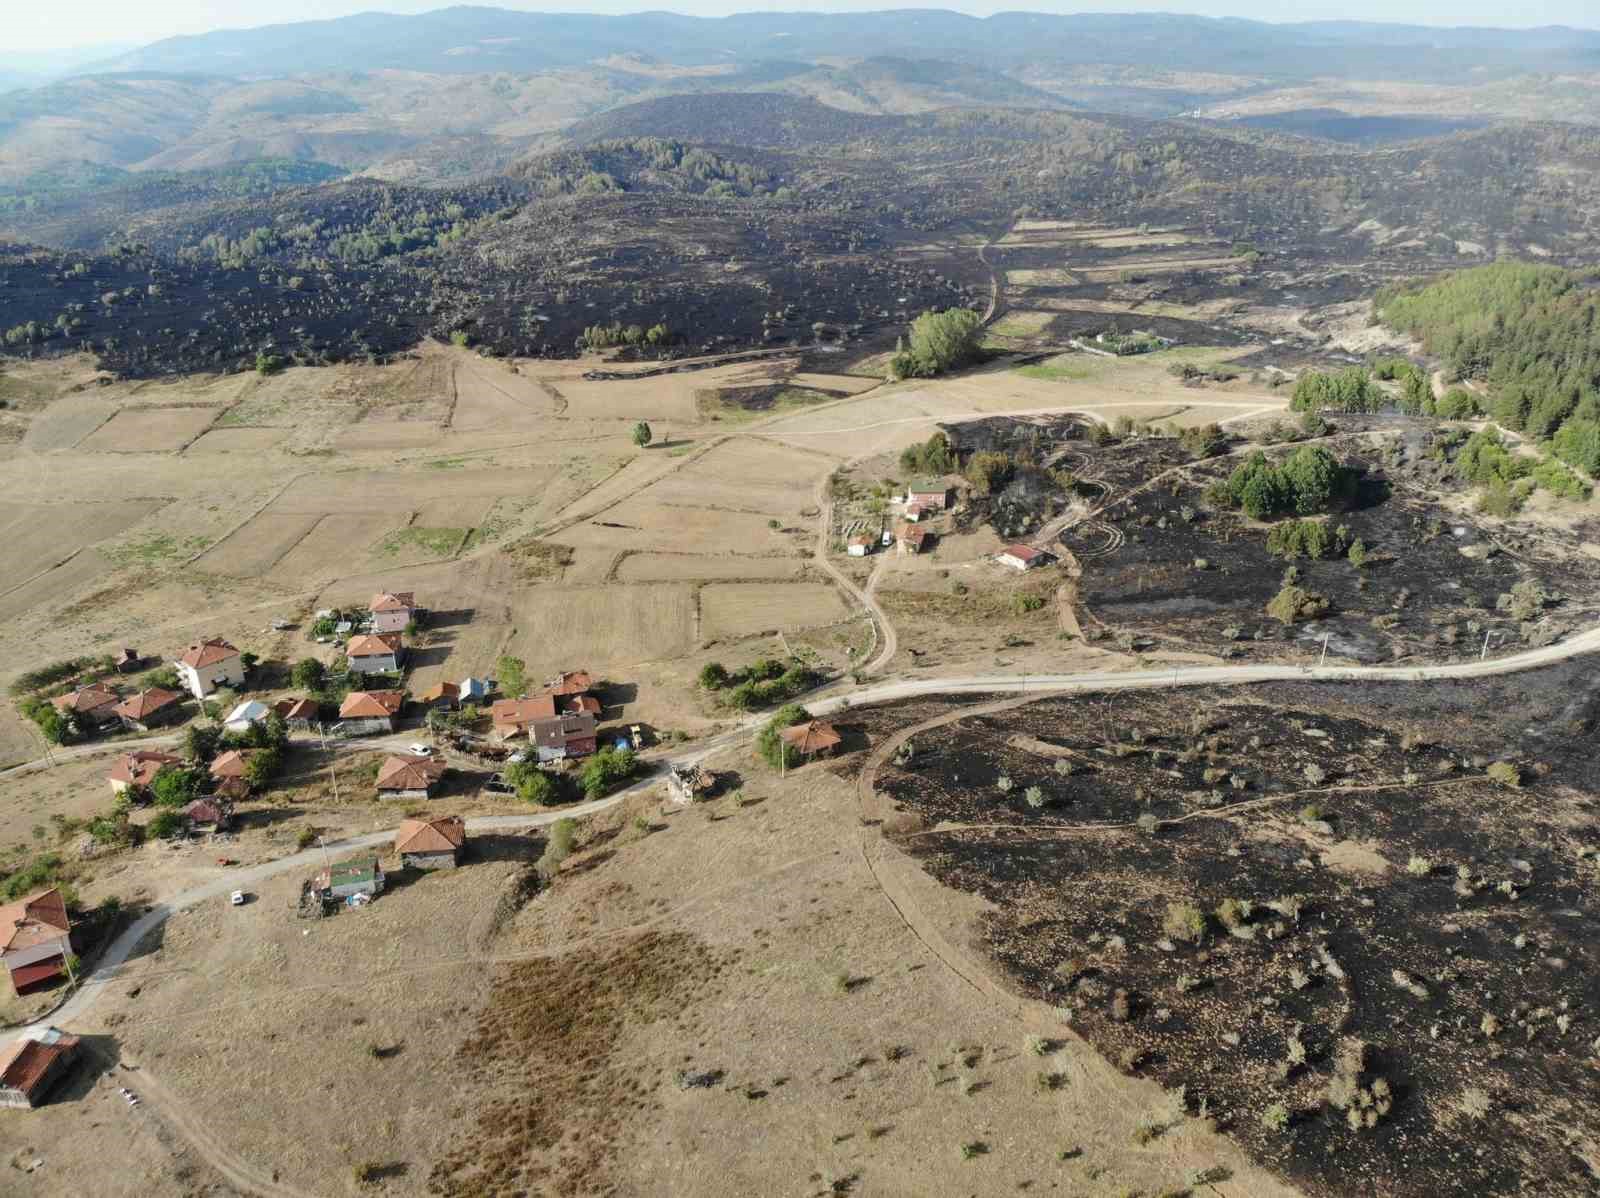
1376;264;1600;472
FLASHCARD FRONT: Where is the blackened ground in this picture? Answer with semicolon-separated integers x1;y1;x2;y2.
855;662;1600;1197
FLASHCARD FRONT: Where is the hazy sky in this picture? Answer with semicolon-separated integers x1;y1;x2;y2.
9;0;1598;53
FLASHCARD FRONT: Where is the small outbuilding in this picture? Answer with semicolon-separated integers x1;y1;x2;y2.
182;797;234;833
0;889;73;996
394;815;466;870
375;754;449;800
459;676;490;704
998;544;1048;571
274;695;321;728
208;749;256;784
847;534;873;557
310;855;385;904
896;524;930;555
223;699;271;734
0;1028;81;1109
779;719;843;759
418;681;460;712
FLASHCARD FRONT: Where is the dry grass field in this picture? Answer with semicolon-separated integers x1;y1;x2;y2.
0;499;169;583
504;583;697;675
615;551;804;582
700;581;850;640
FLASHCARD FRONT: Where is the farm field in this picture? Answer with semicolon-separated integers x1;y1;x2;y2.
77;405;220;452
0;499;170;582
503;583;697;677
699;581;850;640
615;551;805;581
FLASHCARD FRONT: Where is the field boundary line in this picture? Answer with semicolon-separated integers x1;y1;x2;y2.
179;470;309;568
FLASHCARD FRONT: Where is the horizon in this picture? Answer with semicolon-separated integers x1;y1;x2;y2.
8;2;1599;57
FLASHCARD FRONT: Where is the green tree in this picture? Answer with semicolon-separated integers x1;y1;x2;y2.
147;810;184;839
505;761;557;805
755;704;810;770
1280;445;1342;515
185;721;222;763
697;662;729;690
20;700;68;745
151;766;201;808
255;352;284;376
889;309;983;380
497;655;526;698
244;746;281;790
579;747;638;799
631;421;653;449
291;658;325;690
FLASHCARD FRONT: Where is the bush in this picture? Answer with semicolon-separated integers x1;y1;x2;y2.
756;703;810;769
536;817;578;880
496;655;526;697
578;747;638;799
1179;423;1226;458
147;810;184;839
243;746;281;789
291;658;325;689
1290;367;1383;413
1485;761;1522;788
1266;518;1342;560
698;662;729;690
964;450;1013;497
899;431;956;476
1163;901;1206;944
505;760;559;804
1267;584;1330;624
296;826;317;850
150;766;202;808
185;722;222;763
19;699;69;745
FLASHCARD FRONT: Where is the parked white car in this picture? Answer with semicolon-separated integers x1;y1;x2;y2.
408;743;433;756
230;890;247;906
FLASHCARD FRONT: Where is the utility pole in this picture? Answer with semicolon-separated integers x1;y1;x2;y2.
1320;632;1331;667
1481;628;1495;661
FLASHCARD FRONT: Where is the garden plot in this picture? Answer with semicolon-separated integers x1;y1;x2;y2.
616;552;803;582
21;393;119;450
700;582;849;639
192;512;324;578
786;371;881;395
504;584;695;673
77;405;220;452
534;360;784;424
448;355;558;429
0;548;114;622
0;499;168;583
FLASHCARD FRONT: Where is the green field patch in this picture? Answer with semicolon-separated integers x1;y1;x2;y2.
373;526;467;558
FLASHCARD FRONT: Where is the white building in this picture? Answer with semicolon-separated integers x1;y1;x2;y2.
223;699;271;734
174;638;244;700
997;544;1047;571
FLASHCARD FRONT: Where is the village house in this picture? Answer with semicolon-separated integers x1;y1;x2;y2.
780;719;843;760
50;684;120;733
903;480;950;511
375;754;449;800
110;687;184;732
346;633;404;675
368;591;417;635
310;855;385;904
223;698;271;735
847;534;873;557
998;544;1049;571
273;696;321;729
417;681;460;712
489;694;557;742
208;749;256;787
181;797;234;833
531;712;598;762
394;815;466;870
337;689;405;735
0;889;73;996
459;677;490;705
174;638;244;700
897;524;930;554
107;749;183;794
0;1028;81;1109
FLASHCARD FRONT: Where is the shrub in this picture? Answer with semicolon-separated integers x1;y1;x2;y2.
150;766;202;808
578;747;638;798
291;658;325;689
147;810;184;839
1266;584;1329;624
505;761;558;804
964;450;1013;496
536;817;578;880
296;826;317;850
1485;761;1522;788
1266;518;1340;560
496;655;526;698
1259;1103;1291;1132
1346;538;1368;567
899;431;955;476
697;662;729;690
1163;901;1206;944
1024;786;1046;809
18;699;68;745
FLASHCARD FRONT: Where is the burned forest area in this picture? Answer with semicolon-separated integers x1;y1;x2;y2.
861;662;1600;1197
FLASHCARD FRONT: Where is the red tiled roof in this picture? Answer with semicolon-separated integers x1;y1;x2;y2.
369;591;415;612
376;755;448;791
419;681;459;703
6;960;66;991
546;670;595;696
1001;544;1043;563
107;750;183;787
0;888;71;955
490;695;557;728
211;777;250;800
394;815;465;854
209;749;255;779
51;685;118;715
111;688;182;720
0;1034;79;1096
178;638;238;669
897;524;929;544
564;695;602;716
780;720;842;754
347;633;402;658
339;690;404;719
182;798;231;825
274;696;320;721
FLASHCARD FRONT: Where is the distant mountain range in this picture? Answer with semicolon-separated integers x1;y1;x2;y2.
69;9;1600;82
